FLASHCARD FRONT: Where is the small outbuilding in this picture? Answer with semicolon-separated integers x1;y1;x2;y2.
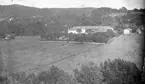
136;28;142;34
136;26;144;34
123;28;132;35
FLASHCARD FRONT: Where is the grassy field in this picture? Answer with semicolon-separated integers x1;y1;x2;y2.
0;34;144;75
0;36;103;74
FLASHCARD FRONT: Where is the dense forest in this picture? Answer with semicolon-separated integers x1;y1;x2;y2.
0;5;145;38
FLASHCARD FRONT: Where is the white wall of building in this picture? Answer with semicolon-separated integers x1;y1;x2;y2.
68;30;78;34
68;29;87;34
123;29;131;35
81;29;86;33
68;26;116;34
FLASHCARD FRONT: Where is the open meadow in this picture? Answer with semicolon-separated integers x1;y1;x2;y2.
0;36;103;74
0;34;144;75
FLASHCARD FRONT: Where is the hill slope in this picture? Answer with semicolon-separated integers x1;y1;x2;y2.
100;34;144;69
0;4;144;37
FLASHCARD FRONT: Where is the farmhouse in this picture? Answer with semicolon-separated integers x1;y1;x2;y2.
123;28;132;35
68;26;115;34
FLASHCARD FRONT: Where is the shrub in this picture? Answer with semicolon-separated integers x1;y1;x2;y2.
140;58;145;83
74;34;86;43
115;28;123;35
23;73;36;84
36;65;76;84
92;32;109;43
3;65;76;84
105;29;116;38
0;76;10;84
0;33;6;39
40;33;52;40
100;59;141;84
74;64;104;84
10;72;27;84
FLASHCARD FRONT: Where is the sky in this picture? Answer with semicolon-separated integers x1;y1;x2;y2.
0;0;144;9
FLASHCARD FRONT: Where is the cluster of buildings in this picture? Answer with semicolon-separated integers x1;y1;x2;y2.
67;25;144;35
68;26;115;34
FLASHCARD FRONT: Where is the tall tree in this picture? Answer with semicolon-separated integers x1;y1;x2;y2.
119;7;127;13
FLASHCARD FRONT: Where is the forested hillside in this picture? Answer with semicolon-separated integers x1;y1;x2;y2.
0;4;144;37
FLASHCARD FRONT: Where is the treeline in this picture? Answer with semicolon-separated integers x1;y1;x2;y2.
0;17;46;37
67;29;116;43
0;59;144;84
0;5;145;39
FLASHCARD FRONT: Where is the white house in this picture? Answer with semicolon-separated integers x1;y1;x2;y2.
123;28;132;35
68;26;115;34
68;29;79;34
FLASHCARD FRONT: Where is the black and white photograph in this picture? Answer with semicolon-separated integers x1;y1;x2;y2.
0;0;145;84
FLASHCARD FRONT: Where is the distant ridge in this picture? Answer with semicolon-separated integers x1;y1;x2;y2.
0;4;122;18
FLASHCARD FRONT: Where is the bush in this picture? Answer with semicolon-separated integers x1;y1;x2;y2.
92;32;109;43
2;66;76;84
74;64;104;84
40;33;53;41
100;59;141;84
1;59;142;84
0;33;6;39
10;72;27;84
116;28;124;35
23;73;36;84
105;29;116;38
74;34;87;43
36;65;76;84
0;76;10;84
